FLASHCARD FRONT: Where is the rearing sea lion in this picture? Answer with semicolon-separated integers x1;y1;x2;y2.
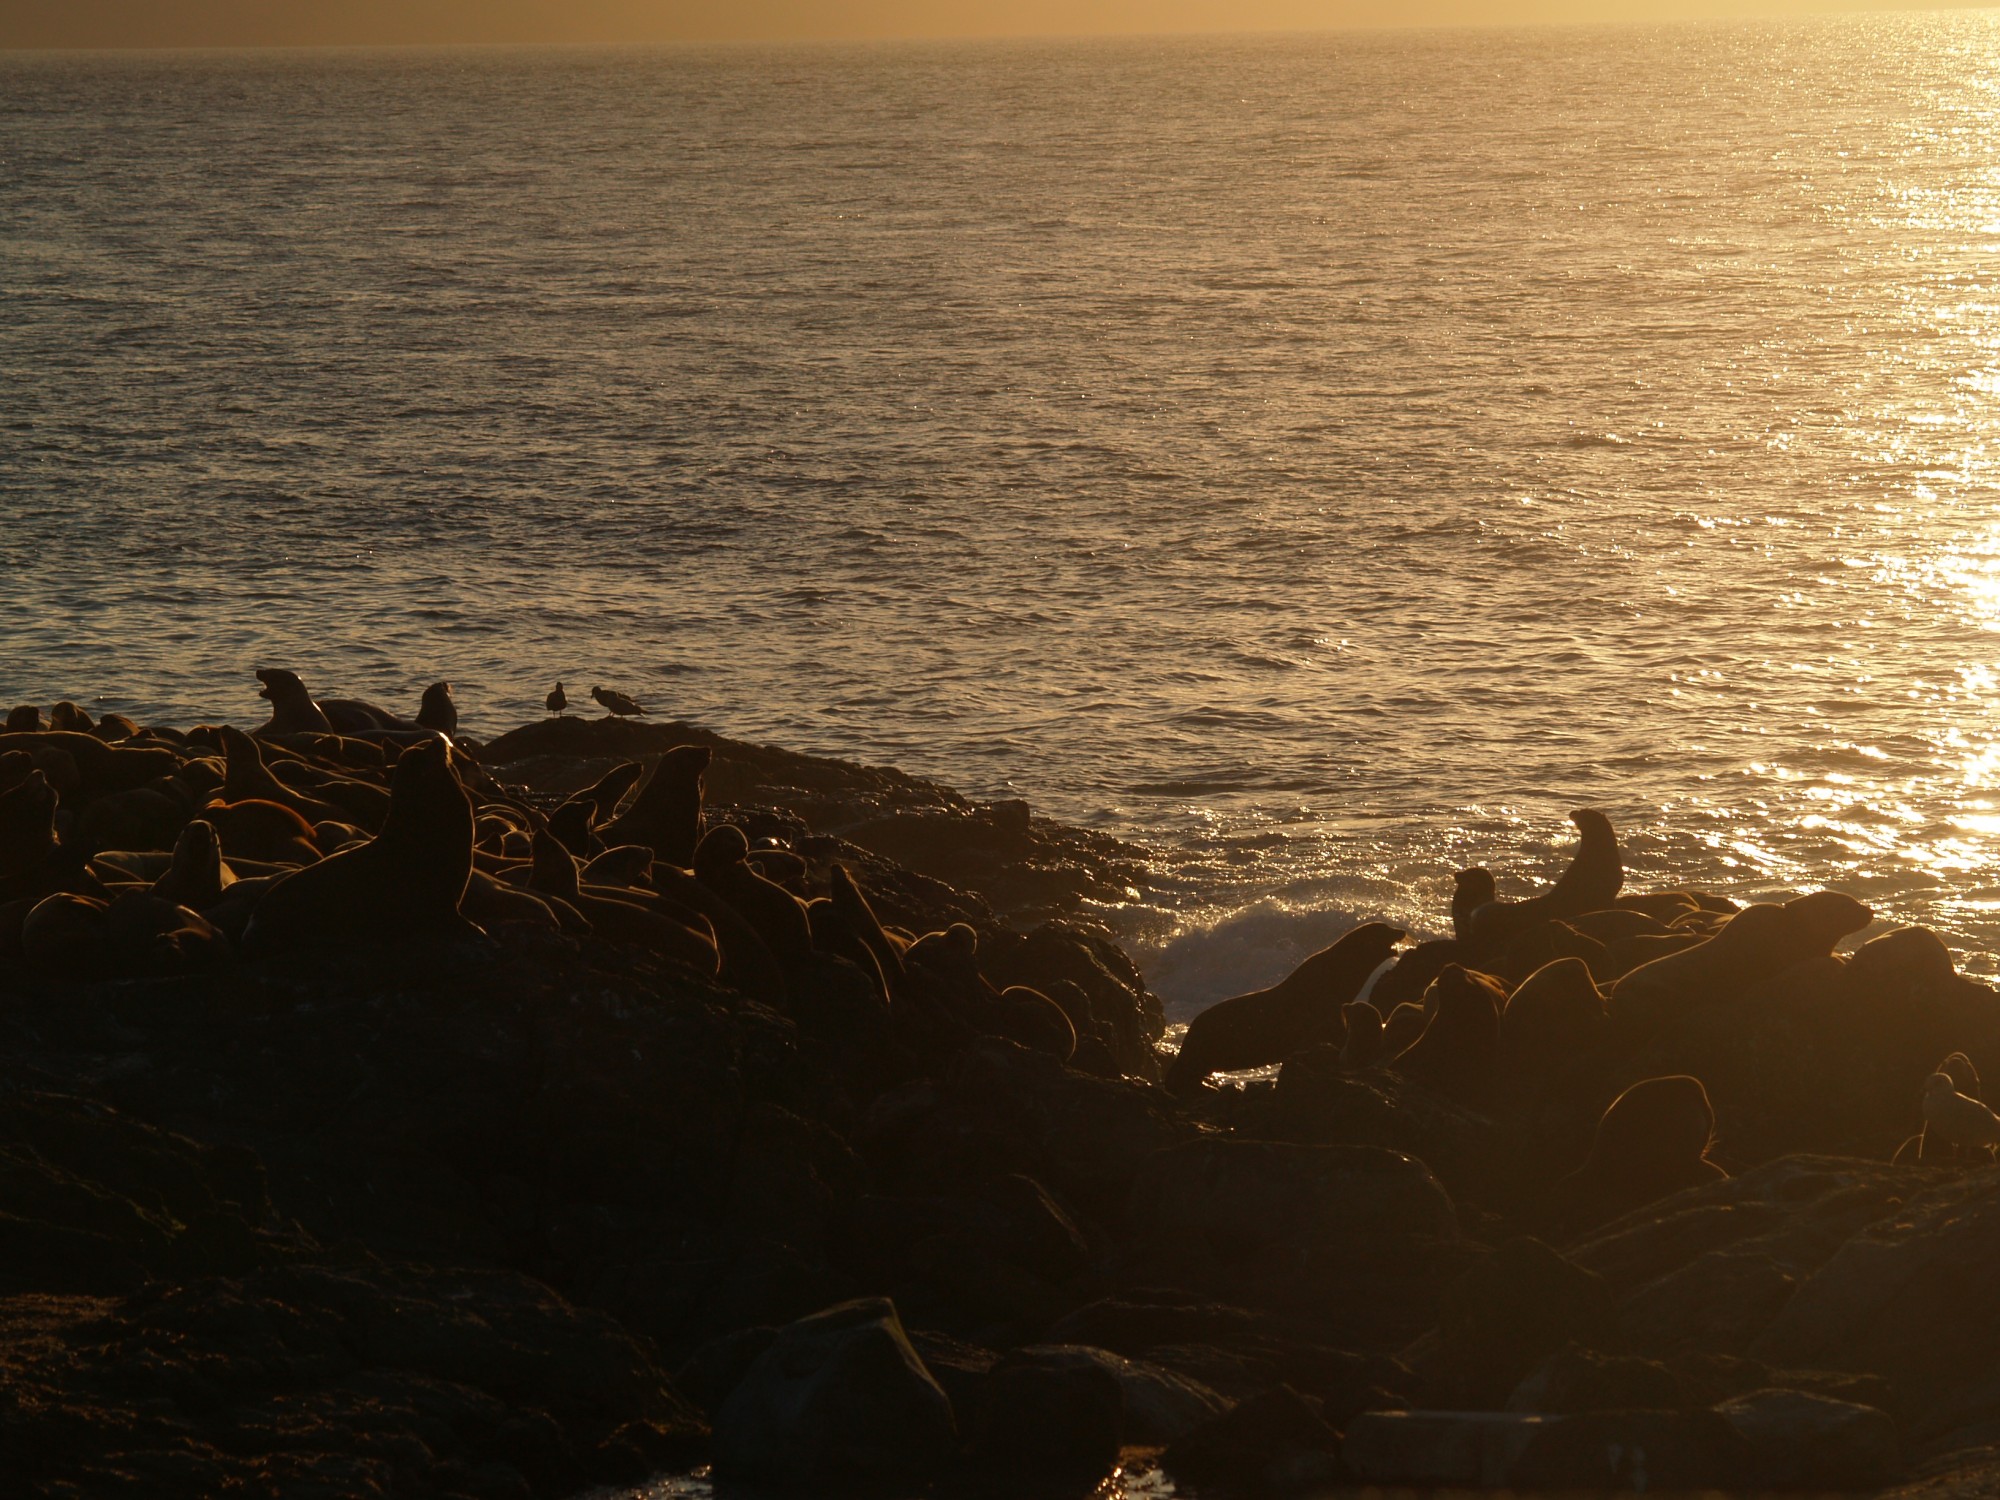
242;737;480;952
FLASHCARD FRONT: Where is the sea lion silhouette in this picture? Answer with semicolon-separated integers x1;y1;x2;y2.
1166;922;1404;1094
243;737;479;952
1463;811;1624;955
599;745;709;866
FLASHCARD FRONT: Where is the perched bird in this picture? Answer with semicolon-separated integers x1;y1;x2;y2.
546;682;567;718
591;685;646;718
1924;1071;2000;1154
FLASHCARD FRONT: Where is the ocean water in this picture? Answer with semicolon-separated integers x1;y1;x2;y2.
8;14;2000;1008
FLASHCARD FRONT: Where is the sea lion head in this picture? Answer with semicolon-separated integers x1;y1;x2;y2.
382;736;473;850
417;681;457;733
4;705;43;733
1592;1074;1715;1168
255;667;310;704
1939;1051;1981;1097
693;822;750;875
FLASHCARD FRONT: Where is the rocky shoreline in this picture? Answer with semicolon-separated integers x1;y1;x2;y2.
3;688;2000;1497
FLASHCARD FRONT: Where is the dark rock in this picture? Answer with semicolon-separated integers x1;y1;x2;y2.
1507;1408;1754;1490
965;1349;1124;1491
1124;1140;1459;1348
1507;1343;1687;1413
711;1297;956;1488
1164;1385;1347;1495
1716;1388;1901;1489
1426;1237;1611;1407
1016;1344;1230;1444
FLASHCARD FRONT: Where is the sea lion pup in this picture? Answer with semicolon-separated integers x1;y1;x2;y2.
416;682;458;734
150;819;235;911
1500;957;1606;1070
1463;810;1624;956
546;682;568;718
243;737;480;953
1165;921;1405;1095
1340;999;1386;1069
1391;963;1505;1105
1922;1073;2000;1155
1452;868;1496;943
592;685;646;718
1543;1075;1727;1237
598;745;710;866
4;706;43;733
1609;890;1872;1028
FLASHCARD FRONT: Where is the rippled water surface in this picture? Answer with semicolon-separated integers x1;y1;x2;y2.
9;15;2000;1003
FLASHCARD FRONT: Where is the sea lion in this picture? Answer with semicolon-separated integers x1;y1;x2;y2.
90;713;138;743
546;682;567;717
205;800;321;866
598;745;709;866
1370;938;1461;1011
1166;922;1405;1094
592;685;647;718
0;771;59;883
1609;891;1872;1029
1464;810;1624;955
583;844;655;887
4;706;43;732
254;668;335;736
828;864;908;996
219;726;347;826
1543;1075;1727;1237
549;800;598;857
1564;908;1668;943
1500;957;1606;1069
1392;963;1505;1105
49;702;93;734
566;761;644;823
243;737;480;952
1340;999;1386;1069
1612;891;1703;923
1381;1001;1428;1055
694;823;813;961
151;819;234;910
1922;1073;2000;1154
997;985;1079;1061
1452;868;1496;942
416;682;457;734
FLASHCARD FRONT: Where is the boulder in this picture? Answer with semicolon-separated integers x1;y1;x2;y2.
712;1298;956;1488
965;1349;1123;1491
1715;1388;1900;1489
1165;1386;1347;1495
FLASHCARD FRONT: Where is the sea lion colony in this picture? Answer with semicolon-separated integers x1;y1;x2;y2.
0;673;1995;1497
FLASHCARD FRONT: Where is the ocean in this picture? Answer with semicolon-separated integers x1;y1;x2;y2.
7;11;2000;1010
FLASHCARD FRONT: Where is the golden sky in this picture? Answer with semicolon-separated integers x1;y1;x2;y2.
0;0;1984;48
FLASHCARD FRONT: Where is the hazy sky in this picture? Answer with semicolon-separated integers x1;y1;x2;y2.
1;0;1985;49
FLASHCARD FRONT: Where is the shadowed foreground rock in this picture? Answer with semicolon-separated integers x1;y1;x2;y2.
10;703;2000;1497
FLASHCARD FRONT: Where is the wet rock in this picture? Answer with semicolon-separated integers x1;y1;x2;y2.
1717;1388;1901;1489
965;1348;1124;1491
1164;1385;1347;1496
1016;1344;1230;1444
712;1297;957;1488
